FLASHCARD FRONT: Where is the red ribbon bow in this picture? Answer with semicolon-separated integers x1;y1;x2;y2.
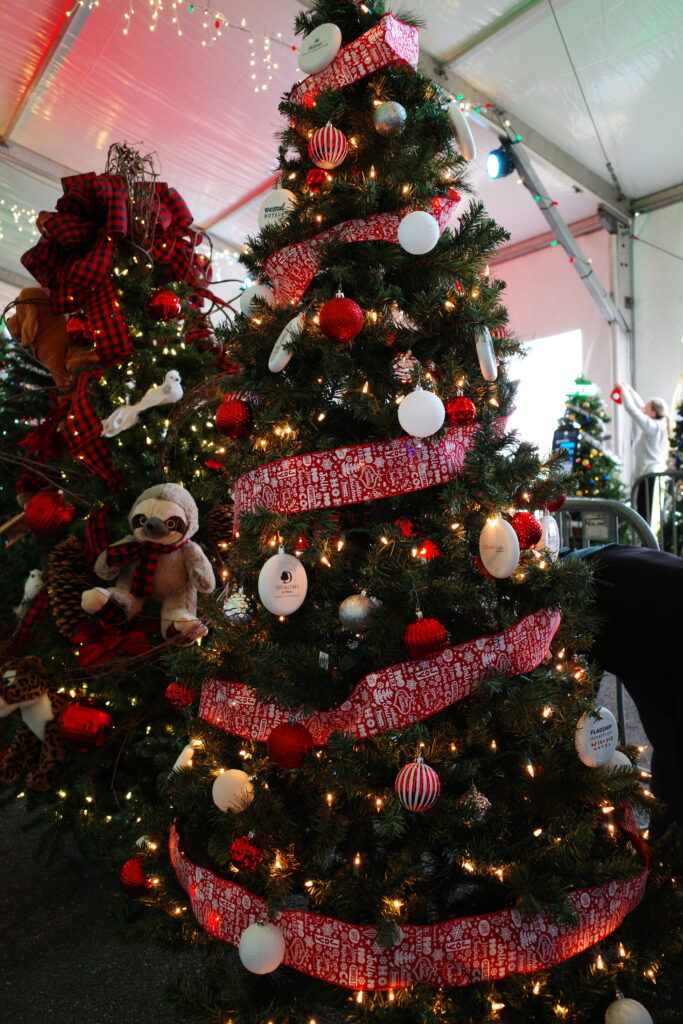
72;622;152;668
21;172;131;366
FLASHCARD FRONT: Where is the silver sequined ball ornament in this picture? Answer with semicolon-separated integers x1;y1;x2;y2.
223;588;253;625
460;783;491;825
392;350;420;383
339;593;378;632
373;101;407;138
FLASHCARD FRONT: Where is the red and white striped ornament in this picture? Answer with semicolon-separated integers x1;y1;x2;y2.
308;123;348;170
395;755;441;812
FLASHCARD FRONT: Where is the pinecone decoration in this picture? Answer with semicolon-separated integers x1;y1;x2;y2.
208;504;233;548
45;537;91;639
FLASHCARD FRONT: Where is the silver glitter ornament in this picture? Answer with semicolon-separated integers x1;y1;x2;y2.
339;592;377;632
460;783;491;824
373;101;407;138
392;350;420;383
223;588;253;626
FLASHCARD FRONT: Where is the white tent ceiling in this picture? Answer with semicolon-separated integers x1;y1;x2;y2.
1;0;681;294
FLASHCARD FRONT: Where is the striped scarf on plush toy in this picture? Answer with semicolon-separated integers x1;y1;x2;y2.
105;540;187;598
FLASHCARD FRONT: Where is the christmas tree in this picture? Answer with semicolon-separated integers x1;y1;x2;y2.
554;378;625;499
122;4;681;1023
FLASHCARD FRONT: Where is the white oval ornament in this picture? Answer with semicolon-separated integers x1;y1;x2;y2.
447;102;476;161
478;516;520;578
258;546;308;615
604;997;653;1024
605;749;633;771
268;313;303;373
574;707;618;767
258;188;296;231
397;210;440;255
240;283;275;317
212;769;254;812
535;513;560;561
239;921;286;974
298;22;342;74
398;387;445;438
476;326;497;381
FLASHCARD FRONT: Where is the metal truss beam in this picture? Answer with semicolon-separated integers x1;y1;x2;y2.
632;181;683;215
441;0;551;66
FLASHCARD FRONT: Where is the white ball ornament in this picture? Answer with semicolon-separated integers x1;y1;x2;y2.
268;313;304;373
212;769;254;812
478;515;520;578
535;512;560;561
604;998;653;1024
258;188;296;231
446;102;476;161
574;707;618;768
476;326;498;382
298;22;342;74
606;749;634;771
238;921;286;974
398;387;445;438
258;546;308;616
239;283;275;317
397;210;440;255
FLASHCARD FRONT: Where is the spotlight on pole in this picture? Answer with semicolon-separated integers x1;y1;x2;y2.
486;146;515;180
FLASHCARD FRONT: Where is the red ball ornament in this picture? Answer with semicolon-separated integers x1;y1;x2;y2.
215;398;254;438
395;757;441;812
148;288;182;321
294;535;310;552
267;722;314;768
24;491;75;539
472;555;496;581
404;613;449;659
418;539;442;560
305;168;330;193
446;395;476;425
546;495;567;512
57;698;114;752
229;834;264;871
308;123;348;169
119;856;151;894
318;296;364;344
165;681;195;709
65;314;94;344
511;511;543;550
490;326;509;340
610;386;623;405
395;518;414;538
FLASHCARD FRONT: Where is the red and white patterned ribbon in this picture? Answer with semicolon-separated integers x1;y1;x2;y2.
233;418;474;528
199;609;561;743
169;824;647;990
264;196;458;308
291;15;419;107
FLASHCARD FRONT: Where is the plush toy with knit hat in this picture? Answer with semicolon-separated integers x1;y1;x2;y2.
81;484;215;639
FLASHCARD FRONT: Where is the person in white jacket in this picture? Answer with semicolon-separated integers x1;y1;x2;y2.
617;383;670;520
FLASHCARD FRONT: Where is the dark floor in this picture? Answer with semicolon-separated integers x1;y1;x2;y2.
1;674;648;1024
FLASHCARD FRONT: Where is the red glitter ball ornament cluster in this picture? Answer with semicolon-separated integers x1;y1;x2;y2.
511;511;543;549
119;856;151;894
446;395;476;425
165;681;195;709
318;296;364;344
215;397;254;438
24;491;75;539
57;698;113;752
148;288;182;321
267;722;314;768
404;614;449;659
229;834;264;871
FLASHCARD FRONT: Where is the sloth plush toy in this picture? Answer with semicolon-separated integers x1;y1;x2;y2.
81;483;215;639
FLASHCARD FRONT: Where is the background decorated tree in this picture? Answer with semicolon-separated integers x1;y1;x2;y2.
122;4;682;1023
554;377;625;499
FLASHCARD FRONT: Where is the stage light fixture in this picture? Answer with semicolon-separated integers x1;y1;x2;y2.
486;146;515;180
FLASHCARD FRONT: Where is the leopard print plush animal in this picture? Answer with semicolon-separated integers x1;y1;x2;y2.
0;656;70;790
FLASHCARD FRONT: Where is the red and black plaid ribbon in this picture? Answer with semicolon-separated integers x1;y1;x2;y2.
21;172;131;366
151;183;201;284
3;590;50;661
63;371;124;492
104;539;187;598
17;401;70;462
85;504;111;563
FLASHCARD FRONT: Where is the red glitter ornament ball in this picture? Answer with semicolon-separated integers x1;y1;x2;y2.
24;491;75;539
395;518;414;538
404;615;449;659
65;314;94;344
418;539;442;560
229;834;264;871
318;296;364;344
165;681;195;709
306;168;329;193
511;511;543;550
472;555;496;581
294;535;310;552
57;698;114;752
267;722;314;768
546;495;567;512
119;856;151;895
308;123;348;169
148;288;182;321
215;398;254;438
395;758;441;812
446;395;476;426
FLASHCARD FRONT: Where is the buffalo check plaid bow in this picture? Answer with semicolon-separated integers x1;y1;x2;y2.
21;172;132;366
85;504;111;563
63;371;124;492
104;539;188;598
152;183;201;283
